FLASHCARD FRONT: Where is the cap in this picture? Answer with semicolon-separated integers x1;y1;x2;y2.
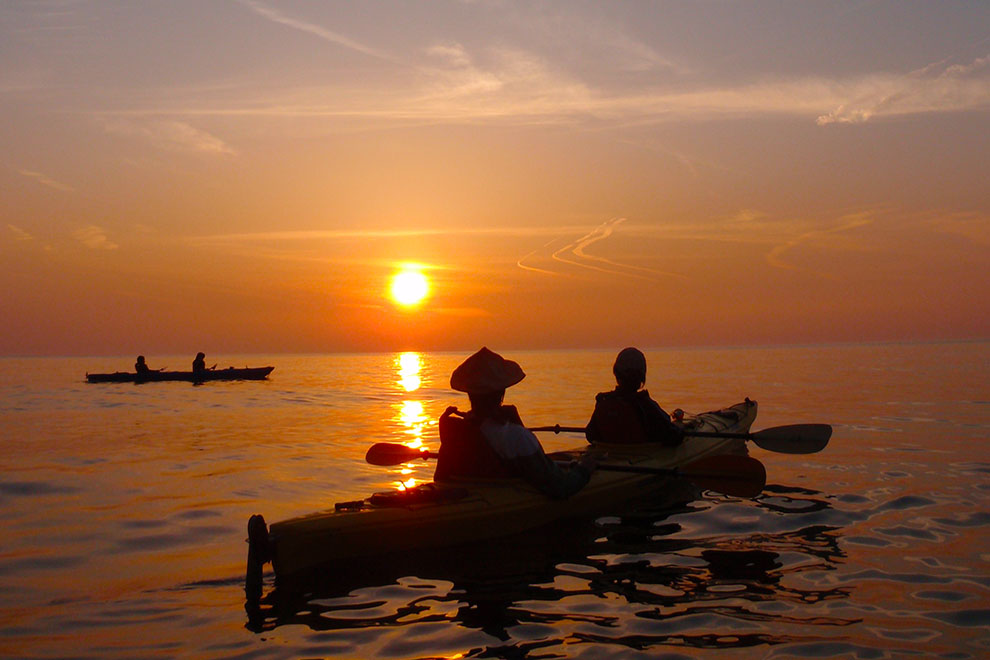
613;347;647;382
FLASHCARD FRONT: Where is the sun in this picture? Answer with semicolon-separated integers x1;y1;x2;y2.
390;267;430;307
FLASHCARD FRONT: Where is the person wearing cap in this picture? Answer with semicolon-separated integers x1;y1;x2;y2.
436;347;597;499
585;347;683;445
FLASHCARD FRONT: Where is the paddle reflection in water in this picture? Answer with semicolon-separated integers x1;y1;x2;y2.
246;479;860;657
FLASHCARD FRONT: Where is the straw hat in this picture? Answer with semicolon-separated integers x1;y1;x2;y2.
613;347;647;381
450;347;525;394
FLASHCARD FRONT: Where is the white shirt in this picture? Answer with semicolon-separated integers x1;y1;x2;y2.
479;419;542;460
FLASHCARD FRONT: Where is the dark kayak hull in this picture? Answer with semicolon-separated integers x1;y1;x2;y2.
86;366;274;383
251;399;757;584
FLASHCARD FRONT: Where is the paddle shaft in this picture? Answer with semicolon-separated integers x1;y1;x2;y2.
531;425;748;439
366;444;757;480
529;422;831;455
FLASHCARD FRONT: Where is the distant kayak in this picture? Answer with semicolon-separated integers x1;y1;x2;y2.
85;366;274;383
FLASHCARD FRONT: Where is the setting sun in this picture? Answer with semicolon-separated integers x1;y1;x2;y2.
390;268;430;307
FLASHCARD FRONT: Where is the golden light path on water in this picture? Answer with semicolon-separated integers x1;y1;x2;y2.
398;352;422;392
394;352;426;491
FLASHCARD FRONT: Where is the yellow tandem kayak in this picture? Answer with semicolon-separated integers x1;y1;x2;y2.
246;399;758;591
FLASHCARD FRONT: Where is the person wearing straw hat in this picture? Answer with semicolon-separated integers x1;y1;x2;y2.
436;347;597;499
585;347;683;446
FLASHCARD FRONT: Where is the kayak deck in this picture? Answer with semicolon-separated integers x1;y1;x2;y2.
249;399;757;586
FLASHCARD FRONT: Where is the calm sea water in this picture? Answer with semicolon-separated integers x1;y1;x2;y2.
0;343;987;659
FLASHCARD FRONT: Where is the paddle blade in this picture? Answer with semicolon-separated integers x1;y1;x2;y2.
750;424;831;454
365;443;428;466
680;454;767;498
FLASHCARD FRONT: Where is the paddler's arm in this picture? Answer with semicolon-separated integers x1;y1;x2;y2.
505;450;596;500
584;393;607;445
639;391;684;446
482;421;596;500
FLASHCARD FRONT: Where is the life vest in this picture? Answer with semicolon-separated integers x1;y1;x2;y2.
436;411;513;481
589;391;651;444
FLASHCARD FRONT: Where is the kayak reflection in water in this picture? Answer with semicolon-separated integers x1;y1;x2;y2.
437;347;598;499
585;347;684;446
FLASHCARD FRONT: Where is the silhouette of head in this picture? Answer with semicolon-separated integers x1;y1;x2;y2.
196;352;205;359
613;347;647;390
451;347;525;416
450;347;525;394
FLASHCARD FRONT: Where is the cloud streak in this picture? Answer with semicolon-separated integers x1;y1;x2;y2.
240;1;391;61
74;225;118;250
189;225;593;246
765;213;875;276
102;119;235;155
7;224;34;241
519;218;685;282
19;169;74;192
817;55;990;125
95;56;990;130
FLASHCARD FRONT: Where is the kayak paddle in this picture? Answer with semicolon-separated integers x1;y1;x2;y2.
529;423;831;455
364;443;766;498
366;443;441;466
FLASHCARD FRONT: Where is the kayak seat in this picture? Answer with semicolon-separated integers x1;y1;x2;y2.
435;413;513;482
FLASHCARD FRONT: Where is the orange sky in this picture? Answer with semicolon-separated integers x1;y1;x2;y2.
1;2;988;356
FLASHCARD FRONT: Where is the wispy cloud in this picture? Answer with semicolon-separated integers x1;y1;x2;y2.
416;43;594;121
921;211;990;246
516;237;568;276
7;224;34;241
586;26;680;74
541;218;685;281
240;0;390;61
766;212;875;274
189;225;591;246
105;64;987;129
102;119;235;155
86;42;989;134
817;55;990;125
74;225;118;250
19;169;74;192
518;7;683;75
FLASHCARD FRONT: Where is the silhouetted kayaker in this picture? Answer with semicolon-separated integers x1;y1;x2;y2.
135;355;150;374
585;347;683;445
192;352;207;372
437;347;597;499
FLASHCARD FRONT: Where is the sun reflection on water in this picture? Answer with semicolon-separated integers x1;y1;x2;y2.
397;352;422;392
393;352;430;491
